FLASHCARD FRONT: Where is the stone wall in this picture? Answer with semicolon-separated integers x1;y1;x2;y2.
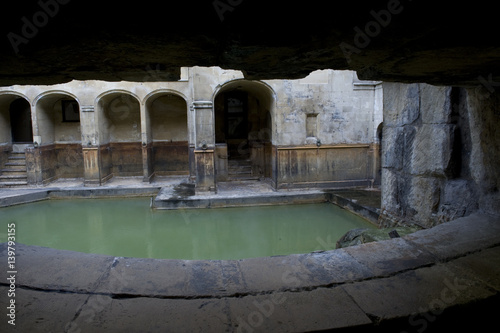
274;144;376;189
0;68;382;189
380;83;500;228
267;70;382;147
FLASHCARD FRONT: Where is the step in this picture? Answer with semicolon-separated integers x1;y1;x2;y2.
228;175;260;181
8;155;26;160
5;161;26;166
227;170;252;176
0;173;28;179
228;159;251;165
0;181;28;187
228;165;252;172
2;167;27;174
1;168;26;173
1;171;27;177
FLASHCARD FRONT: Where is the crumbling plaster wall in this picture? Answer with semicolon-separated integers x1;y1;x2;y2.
380;83;500;228
266;70;382;146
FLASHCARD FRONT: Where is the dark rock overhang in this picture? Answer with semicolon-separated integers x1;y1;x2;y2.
0;0;499;86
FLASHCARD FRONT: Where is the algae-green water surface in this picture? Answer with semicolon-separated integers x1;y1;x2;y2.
0;198;375;260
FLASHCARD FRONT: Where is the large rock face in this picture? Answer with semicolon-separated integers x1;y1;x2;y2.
380;83;500;227
0;0;499;86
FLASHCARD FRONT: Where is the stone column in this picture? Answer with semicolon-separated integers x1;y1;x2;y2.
80;105;101;186
82;147;100;186
369;142;381;186
140;102;154;182
26;103;42;185
191;101;216;192
25;146;42;185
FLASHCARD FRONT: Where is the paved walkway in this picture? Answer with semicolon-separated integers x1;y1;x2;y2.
0;180;499;332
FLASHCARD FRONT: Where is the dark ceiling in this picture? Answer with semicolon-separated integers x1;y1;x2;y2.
1;0;499;86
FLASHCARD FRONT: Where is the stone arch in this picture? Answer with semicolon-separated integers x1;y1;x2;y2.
376;122;383;144
95;90;142;180
143;89;188;105
34;90;81;145
34;91;84;181
0;93;32;145
213;79;276;180
144;90;190;177
34;90;80;107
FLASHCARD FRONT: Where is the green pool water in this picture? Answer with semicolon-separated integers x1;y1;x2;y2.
0;198;375;260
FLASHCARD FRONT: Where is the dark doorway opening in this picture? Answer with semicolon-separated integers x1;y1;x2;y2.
9;98;33;143
214;81;274;182
223;91;249;159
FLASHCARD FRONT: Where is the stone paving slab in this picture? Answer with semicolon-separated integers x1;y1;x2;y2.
68;295;231;333
404;213;500;261
342;237;437;277
448;246;500;292
342;261;497;322
227;287;372;332
235;250;375;293
0;189;49;208
95;257;212;297
298;249;374;285
0;243;115;293
0;286;89;333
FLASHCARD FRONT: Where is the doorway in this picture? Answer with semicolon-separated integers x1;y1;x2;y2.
214;80;274;182
224;91;249;160
9;98;33;143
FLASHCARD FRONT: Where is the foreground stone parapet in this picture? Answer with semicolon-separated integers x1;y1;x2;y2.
1;213;499;332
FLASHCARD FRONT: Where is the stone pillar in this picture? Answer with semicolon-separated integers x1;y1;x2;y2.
82;147;100;186
80;105;101;186
191;101;216;192
26;102;42;185
140;102;154;182
194;148;216;192
25;146;42;185
369;142;381;186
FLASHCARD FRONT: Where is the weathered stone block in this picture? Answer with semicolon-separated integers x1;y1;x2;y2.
194;149;215;192
383;82;420;127
420;84;452;124
410;124;454;177
382;127;404;170
408;176;442;226
382;125;416;171
438;179;478;222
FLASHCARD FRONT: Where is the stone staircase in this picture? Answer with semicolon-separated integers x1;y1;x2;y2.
0;151;28;187
228;159;259;181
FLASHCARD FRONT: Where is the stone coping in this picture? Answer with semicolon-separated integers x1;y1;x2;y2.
1;213;499;332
